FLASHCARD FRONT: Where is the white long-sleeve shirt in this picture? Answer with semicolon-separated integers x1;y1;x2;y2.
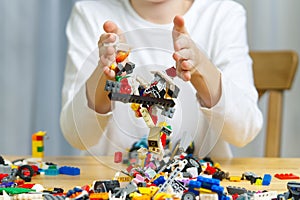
60;0;263;158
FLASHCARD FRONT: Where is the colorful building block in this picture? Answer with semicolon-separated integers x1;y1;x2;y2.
262;174;272;186
31;131;47;159
275;173;300;180
59;166;80;176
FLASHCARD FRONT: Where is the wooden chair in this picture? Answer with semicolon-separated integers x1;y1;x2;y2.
250;51;298;157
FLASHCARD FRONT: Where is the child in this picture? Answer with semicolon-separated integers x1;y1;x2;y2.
60;0;263;158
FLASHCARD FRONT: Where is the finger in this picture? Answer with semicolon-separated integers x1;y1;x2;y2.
173;49;193;61
175;59;185;74
181;60;193;71
173;53;190;71
100;54;115;67
173;15;188;34
174;58;193;72
99;45;115;57
172;15;189;39
172;52;181;62
103;66;116;79
175;63;191;82
181;70;191;81
98;33;119;47
103;21;122;35
99;47;115;67
103;21;127;44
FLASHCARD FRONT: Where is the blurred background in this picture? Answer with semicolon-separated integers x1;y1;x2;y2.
0;0;299;157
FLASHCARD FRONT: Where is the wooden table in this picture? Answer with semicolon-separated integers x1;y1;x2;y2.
3;156;300;194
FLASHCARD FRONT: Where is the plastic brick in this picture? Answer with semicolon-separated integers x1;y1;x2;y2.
59;166;80;176
274;173;299;180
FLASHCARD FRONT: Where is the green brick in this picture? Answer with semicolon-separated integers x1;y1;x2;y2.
37;146;44;152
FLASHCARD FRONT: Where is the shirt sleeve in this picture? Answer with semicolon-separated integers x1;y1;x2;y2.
199;3;263;148
60;2;112;150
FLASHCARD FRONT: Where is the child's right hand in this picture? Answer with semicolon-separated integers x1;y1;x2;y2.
98;21;123;79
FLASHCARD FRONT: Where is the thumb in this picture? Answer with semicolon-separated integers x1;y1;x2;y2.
173;15;189;36
103;20;127;45
103;21;122;35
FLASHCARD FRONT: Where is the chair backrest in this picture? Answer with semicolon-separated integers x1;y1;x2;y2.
250;51;298;157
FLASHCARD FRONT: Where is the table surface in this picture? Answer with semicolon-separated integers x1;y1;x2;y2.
4;156;300;194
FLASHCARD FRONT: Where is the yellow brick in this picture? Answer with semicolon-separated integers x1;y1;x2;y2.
132;195;151;200
131;103;140;111
32;152;44;158
199;188;214;194
149;186;159;197
229;176;242;182
214;162;221;169
138;187;151;195
118;176;132;182
34;131;47;136
32;141;43;146
255;179;262;185
158;121;168;127
153;193;172;200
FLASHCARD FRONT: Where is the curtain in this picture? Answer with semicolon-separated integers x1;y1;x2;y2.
0;0;81;156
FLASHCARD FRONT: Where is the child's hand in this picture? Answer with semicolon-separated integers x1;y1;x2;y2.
98;21;123;79
172;15;205;81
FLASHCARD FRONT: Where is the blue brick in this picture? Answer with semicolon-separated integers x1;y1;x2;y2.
188;180;201;195
59;166;80;176
197;176;220;190
262;174;272;186
153;176;165;186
